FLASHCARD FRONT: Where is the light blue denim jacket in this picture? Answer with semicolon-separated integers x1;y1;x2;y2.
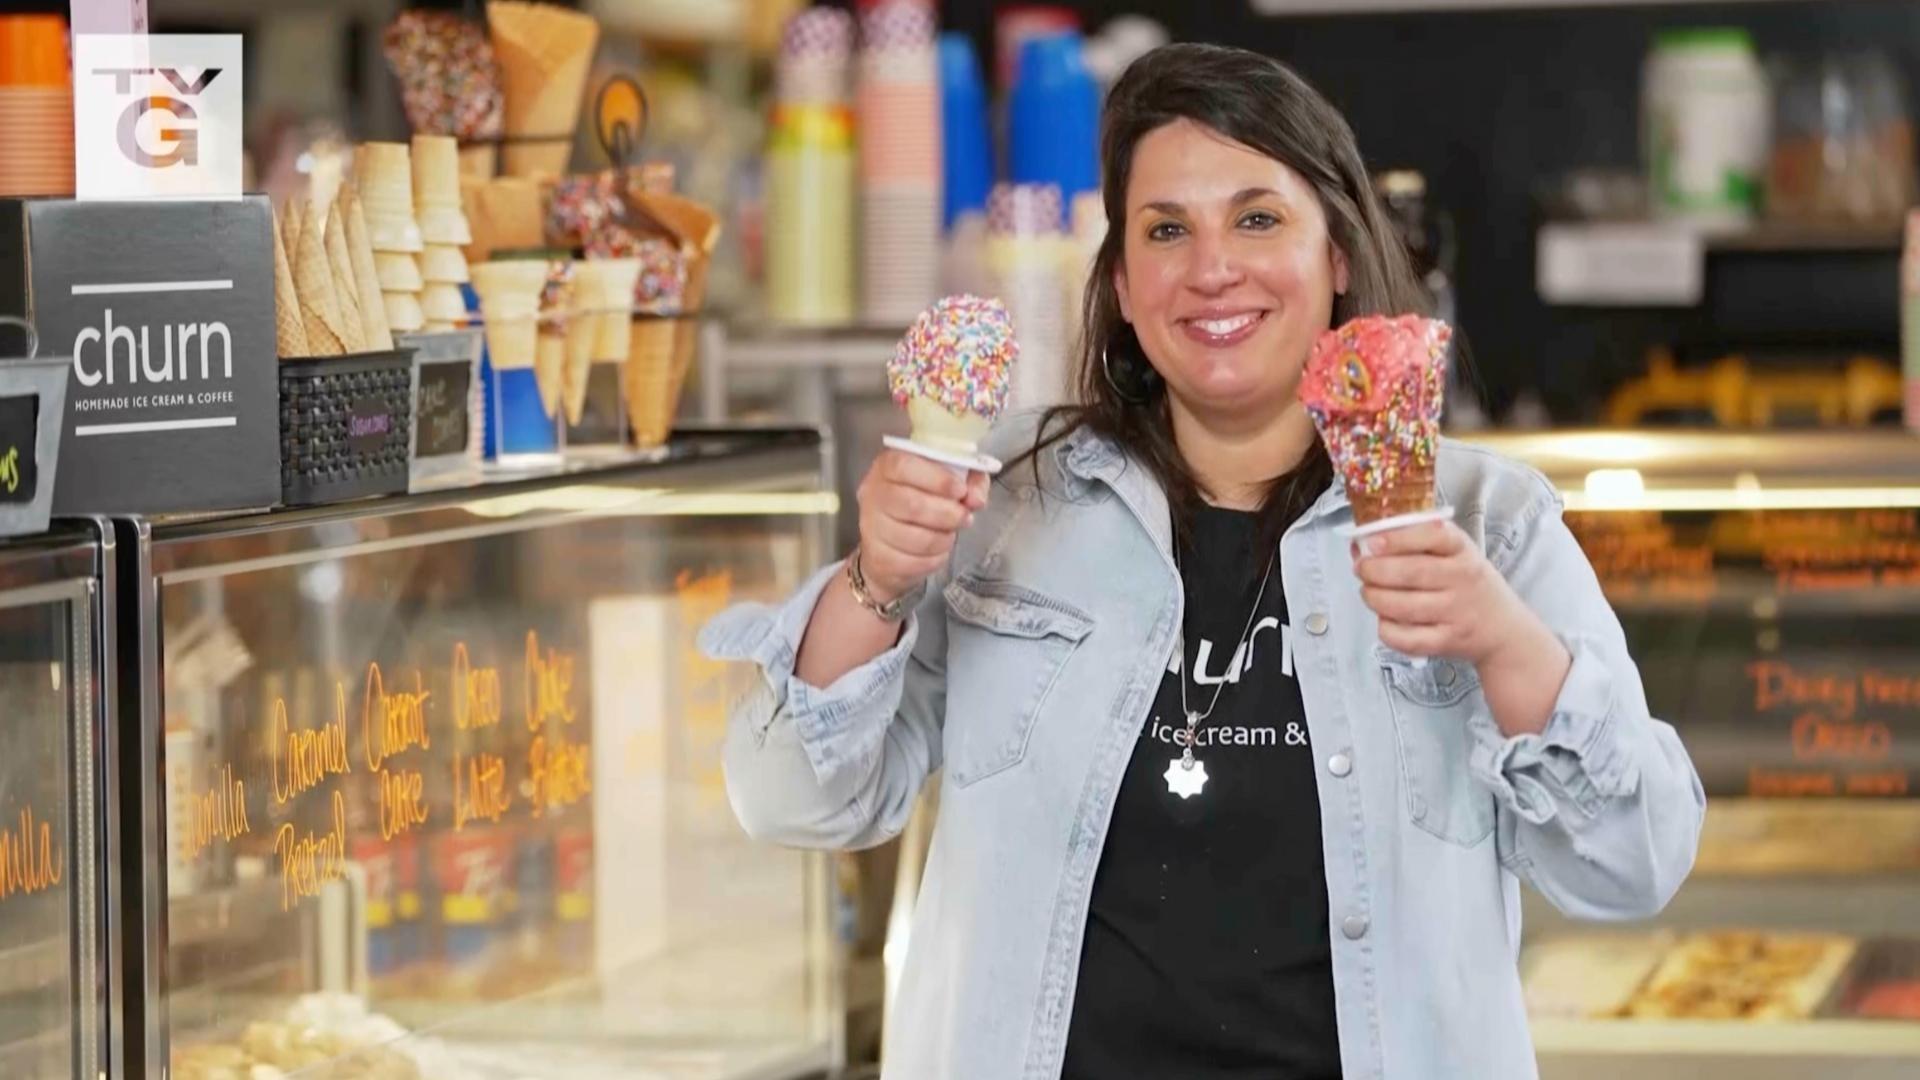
700;415;1706;1080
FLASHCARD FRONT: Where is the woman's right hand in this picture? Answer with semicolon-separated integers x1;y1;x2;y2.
854;450;992;603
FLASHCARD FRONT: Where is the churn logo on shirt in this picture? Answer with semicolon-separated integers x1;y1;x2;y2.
1167;617;1296;685
1145;619;1309;750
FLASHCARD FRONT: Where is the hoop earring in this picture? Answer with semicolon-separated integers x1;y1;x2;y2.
1101;345;1148;405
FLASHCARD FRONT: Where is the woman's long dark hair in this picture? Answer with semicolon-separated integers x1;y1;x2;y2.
1017;44;1431;550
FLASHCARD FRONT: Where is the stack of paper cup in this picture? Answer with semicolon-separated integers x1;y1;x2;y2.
989;182;1071;411
0;15;73;197
413;135;475;331
766;7;857;326
357;142;427;334
857;0;942;326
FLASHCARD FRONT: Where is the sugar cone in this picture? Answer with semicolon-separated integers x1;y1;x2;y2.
323;202;369;354
488;0;598;178
292;200;349;356
272;206;309;358
625;317;681;447
1348;462;1438;526
343;190;395;352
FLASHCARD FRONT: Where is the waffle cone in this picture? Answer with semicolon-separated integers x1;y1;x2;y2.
343;189;395;352
488;0;598;178
292;199;349;356
272;205;309;358
323;201;369;354
460;175;545;262
1347;461;1438;526
625;317;687;448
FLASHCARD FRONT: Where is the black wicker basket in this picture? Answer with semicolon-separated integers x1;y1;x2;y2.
279;349;416;506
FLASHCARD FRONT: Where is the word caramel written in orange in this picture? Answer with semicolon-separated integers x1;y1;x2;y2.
0;805;63;901
524;630;578;732
363;663;432;842
180;762;250;862
454;749;512;830
1760;509;1920;594
451;642;503;731
273;789;349;912
271;690;352;806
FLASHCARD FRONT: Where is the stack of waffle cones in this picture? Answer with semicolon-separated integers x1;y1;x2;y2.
489;0;599;179
356;142;427;335
470;259;551;427
413;135;475;332
273;191;396;359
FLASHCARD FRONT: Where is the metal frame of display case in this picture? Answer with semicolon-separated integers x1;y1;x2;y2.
101;428;841;1079
0;520;118;1080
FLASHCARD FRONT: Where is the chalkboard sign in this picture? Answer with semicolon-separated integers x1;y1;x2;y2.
565;363;624;448
0;394;37;504
415;358;473;460
1568;507;1920;799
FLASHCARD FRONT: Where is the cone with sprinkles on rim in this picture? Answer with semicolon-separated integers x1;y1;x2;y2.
883;294;1019;475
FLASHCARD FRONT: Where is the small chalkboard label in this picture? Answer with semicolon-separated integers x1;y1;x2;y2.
0;394;38;505
415;359;472;459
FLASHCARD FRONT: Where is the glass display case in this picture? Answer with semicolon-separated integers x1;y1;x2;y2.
0;524;113;1079
1475;430;1920;1080
113;431;842;1080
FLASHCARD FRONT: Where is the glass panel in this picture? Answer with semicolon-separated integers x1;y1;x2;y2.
0;593;79;1079
1566;507;1920;802
160;499;831;1079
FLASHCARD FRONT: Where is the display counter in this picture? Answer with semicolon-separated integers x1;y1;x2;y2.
0;523;114;1079
1472;429;1920;1080
104;429;842;1080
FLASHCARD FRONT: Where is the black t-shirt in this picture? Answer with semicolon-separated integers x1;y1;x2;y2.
1062;504;1341;1079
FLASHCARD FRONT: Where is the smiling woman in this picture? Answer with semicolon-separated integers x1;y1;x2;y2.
703;41;1705;1080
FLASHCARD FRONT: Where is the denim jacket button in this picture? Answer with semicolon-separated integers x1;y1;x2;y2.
1304;612;1329;636
1342;915;1370;940
1327;751;1352;778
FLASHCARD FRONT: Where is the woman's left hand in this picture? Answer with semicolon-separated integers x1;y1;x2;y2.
1351;519;1542;667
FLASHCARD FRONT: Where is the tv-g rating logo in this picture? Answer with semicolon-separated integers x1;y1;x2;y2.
73;35;242;199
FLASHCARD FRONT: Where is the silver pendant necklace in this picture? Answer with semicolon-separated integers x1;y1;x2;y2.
1164;542;1277;799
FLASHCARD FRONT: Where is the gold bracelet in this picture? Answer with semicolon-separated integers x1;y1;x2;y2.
845;545;916;623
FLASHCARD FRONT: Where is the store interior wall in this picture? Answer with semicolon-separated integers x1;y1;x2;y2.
950;0;1920;421
33;0;1916;424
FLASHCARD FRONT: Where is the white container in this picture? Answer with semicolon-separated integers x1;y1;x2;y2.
1642;28;1771;228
